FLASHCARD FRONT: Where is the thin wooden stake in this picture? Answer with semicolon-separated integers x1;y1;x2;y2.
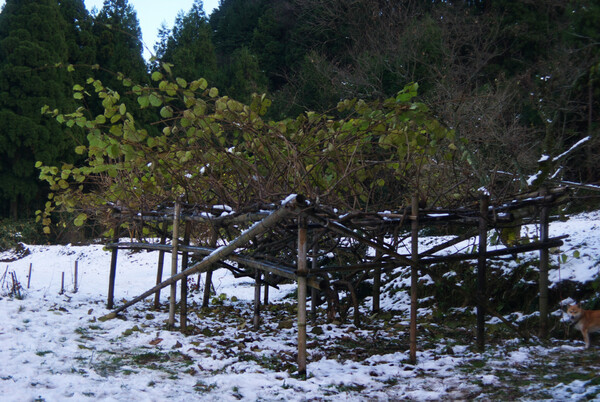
154;222;167;309
74;261;78;293
297;215;308;376
27;263;32;289
253;269;262;331
373;236;383;314
311;248;318;324
60;272;65;295
410;195;419;365
539;188;550;338
477;195;489;351
180;221;191;332
107;224;119;309
202;229;218;308
263;273;270;305
168;201;181;328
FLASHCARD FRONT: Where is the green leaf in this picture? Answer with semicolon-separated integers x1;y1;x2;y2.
138;96;150;108
74;213;87;227
149;94;162;107
160;106;173;118
176;77;187;88
151;71;163;81
209;87;219;98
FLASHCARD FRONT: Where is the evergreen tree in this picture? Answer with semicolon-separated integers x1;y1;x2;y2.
0;0;79;218
156;0;217;83
93;0;146;83
59;0;96;71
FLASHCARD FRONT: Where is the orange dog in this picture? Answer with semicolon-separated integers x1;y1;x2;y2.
567;304;600;349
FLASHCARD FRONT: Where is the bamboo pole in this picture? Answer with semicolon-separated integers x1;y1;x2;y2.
409;195;419;365
102;195;304;318
168;201;181;328
154;222;167;309
477;195;489;351
180;221;191;331
539;188;550;338
297;215;308;376
253;269;262;331
107;224;119;309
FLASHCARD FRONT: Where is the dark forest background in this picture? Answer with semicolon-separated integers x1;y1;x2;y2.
1;0;599;220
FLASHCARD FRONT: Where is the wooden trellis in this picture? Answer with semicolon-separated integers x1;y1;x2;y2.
101;187;570;374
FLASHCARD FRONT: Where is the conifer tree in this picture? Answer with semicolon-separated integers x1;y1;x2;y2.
93;0;146;83
0;0;79;218
155;0;217;83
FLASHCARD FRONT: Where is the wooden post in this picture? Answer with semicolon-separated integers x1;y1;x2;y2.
477;195;489;351
539;188;550;338
311;247;318;324
154;221;167;309
107;224;119;309
373;237;383;314
60;272;65;295
27;263;32;289
297;215;308;376
180;221;191;332
263;273;270;305
74;261;78;293
168;201;181;328
253;269;262;331
202;229;218;308
410;195;419;364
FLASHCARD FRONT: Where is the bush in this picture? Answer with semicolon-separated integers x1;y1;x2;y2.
0;219;46;251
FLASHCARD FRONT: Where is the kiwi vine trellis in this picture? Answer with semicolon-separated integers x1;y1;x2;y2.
101;187;570;375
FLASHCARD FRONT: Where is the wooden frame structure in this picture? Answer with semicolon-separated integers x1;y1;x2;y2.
101;187;570;373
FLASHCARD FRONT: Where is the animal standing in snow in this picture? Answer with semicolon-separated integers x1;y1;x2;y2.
567;303;600;349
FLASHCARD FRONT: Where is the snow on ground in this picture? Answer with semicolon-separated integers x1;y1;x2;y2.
1;210;600;400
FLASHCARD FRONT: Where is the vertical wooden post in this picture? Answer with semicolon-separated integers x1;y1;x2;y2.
253;269;262;331
27;263;32;289
539;188;550;338
107;224;119;309
477;195;489;351
373;237;383;314
180;221;191;332
202;228;218;308
311;247;318;324
297;215;308;376
168;201;181;328
60;272;65;295
74;261;78;293
263;273;270;305
154;221;167;309
410;195;419;365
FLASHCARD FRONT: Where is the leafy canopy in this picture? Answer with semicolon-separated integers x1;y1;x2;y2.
37;67;464;232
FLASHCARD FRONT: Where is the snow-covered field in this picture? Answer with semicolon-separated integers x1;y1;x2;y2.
1;210;600;401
